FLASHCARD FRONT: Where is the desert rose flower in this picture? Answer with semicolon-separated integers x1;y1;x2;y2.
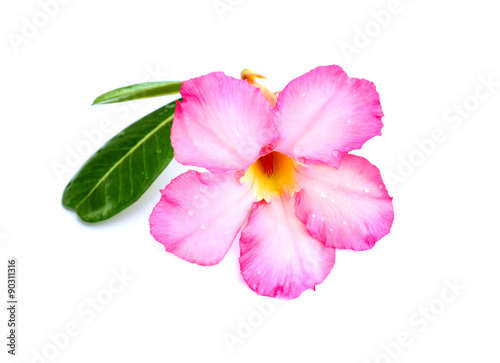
150;65;394;299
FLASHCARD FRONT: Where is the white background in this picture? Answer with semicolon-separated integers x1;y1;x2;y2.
1;0;499;362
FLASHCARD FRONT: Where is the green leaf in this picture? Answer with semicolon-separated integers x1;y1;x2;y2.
62;100;179;222
92;81;182;105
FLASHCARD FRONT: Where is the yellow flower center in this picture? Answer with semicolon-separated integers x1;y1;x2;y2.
240;152;299;202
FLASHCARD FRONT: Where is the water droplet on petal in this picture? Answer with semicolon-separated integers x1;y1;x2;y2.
301;92;306;97
321;191;328;198
364;187;371;193
343;196;347;200
224;230;228;235
332;150;339;158
331;198;335;203
275;110;281;117
321;217;326;222
343;220;347;225
257;270;262;275
293;146;302;154
378;183;384;190
347;119;352;124
312;214;316;218
199;185;208;193
329;228;333;232
201;223;208;230
236;133;240;137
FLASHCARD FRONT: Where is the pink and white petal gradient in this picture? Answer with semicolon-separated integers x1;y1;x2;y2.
275;65;384;168
239;197;336;299
171;72;280;173
294;155;394;251
150;170;255;266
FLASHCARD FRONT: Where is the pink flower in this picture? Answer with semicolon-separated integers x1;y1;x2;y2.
150;65;394;299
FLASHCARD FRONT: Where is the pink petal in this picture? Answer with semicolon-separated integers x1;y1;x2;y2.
149;170;255;266
171;72;280;173
274;65;383;167
294;155;394;251
239;197;336;299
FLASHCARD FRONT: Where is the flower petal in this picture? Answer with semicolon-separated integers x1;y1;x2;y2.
239;197;336;299
294;155;394;251
149;170;255;266
171;72;280;172
275;65;383;167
